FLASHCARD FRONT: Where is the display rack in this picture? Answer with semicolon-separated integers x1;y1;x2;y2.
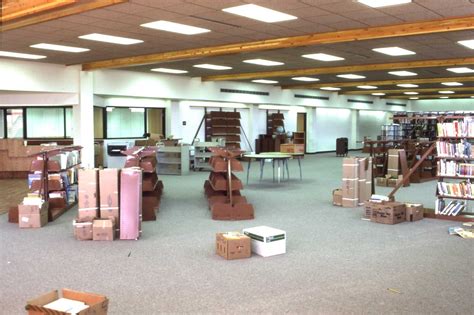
267;112;285;135
203;148;254;220
156;145;190;175
28;145;82;221
205;111;241;149
193;141;221;171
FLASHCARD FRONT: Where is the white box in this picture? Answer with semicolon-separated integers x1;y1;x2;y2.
242;226;286;257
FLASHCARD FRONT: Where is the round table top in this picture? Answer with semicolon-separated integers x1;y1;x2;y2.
244;153;292;159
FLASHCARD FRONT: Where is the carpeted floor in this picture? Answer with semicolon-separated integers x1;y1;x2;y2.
0;153;472;314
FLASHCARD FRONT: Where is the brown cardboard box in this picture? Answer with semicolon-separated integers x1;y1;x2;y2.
332;189;342;206
99;169;119;224
387;149;403;177
376;177;387;187
25;288;108;315
18;202;48;228
8;206;19;223
387;175;403;187
342;179;359;208
364;202;377;218
216;232;251;260
78;169;99;220
73;219;93;241
370;201;406;225
342;157;359;179
280;143;304;154
93;218;115;241
405;203;424;222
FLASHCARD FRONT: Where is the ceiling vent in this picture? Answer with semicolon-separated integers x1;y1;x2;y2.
386;102;407;106
347;99;373;104
294;94;329;100
220;88;269;96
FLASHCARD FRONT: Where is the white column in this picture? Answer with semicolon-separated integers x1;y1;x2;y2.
74;71;94;168
350;109;358;150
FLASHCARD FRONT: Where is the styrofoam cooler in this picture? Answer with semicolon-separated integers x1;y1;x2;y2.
243;226;286;257
120;168;142;240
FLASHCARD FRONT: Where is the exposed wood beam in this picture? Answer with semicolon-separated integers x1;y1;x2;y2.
385;94;474;99
282;76;474;90
1;0;74;23
81;16;474;71
0;0;127;32
202;57;474;82
344;87;474;95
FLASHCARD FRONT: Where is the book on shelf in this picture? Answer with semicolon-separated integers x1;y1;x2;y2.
435;199;466;216
437;160;474;177
437;182;473;198
437;118;474;137
436;141;473;158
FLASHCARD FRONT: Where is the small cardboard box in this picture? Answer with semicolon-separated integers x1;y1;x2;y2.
25;288;108;315
216;232;251;260
405;203;424;222
18;202;49;228
332;189;342;206
387;175;403;187
73;219;93;241
78;169;99;220
376;177;387;187
243;226;286;257
93;218;115;241
371;201;406;225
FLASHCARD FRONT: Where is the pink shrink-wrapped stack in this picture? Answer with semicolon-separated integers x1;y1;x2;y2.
120;167;143;240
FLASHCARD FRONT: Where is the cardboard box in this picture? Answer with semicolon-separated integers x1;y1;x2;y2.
342;157;359;179
73;219;93;241
387;175;403;187
120;168;142;240
406;203;424;222
216;232;251;260
376;177;387;187
280;143;304;154
370;201;406;225
8;206;18;223
93;218;115;241
243;226;286;257
387;149;403;177
99;169;120;224
25;288;108;315
342;179;359;208
332;189;342;206
78;169;99;220
18;202;48;228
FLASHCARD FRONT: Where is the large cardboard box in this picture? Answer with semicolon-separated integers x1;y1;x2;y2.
216;232;251;260
25;288;108;315
93;218;115;241
406;203;424;222
243;226;286;257
376;177;387;187
78;169;99;220
357;157;372;205
342;179;359;208
332;189;342;206
99;169;120;224
342;157;359;179
18;202;48;228
387;149;403;178
370;201;406;225
73;219;93;241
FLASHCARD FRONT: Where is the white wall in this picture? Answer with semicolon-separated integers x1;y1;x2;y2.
357;110;389;144
409;99;474;111
312;107;353;152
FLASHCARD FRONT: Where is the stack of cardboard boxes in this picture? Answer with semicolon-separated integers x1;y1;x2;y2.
376;149;405;187
364;201;424;224
336;157;372;207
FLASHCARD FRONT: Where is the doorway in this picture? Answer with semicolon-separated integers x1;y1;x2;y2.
296;112;307;153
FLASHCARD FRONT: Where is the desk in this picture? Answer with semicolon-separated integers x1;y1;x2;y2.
244;152;303;183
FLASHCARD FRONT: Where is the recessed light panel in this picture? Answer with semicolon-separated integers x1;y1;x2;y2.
440;96;449;99
291;77;319;82
222;4;297;23
151;68;188;74
372;46;416;56
372;93;386;96
441;82;463;86
409;97;419;100
320;87;341;91
404;92;419;95
243;59;284;66
0;50;46;59
252;79;278;84
397;84;419;88
30;43;89;53
302;53;344;62
193;64;232;70
439;91;455;94
79;33;143;45
141;20;210;35
337;74;366;79
447;67;474;73
458;39;474;49
357;0;412;8
389;71;418;76
357;85;378;89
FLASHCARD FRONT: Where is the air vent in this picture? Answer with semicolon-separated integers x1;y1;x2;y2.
347;99;373;104
294;94;329;100
220;88;269;96
386;102;407;106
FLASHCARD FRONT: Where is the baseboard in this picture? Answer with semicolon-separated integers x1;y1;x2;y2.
305;148;363;155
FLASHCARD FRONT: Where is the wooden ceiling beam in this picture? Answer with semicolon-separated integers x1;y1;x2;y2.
282;76;474;90
385;94;474;99
1;0;74;23
344;86;474;95
202;57;474;82
0;0;127;32
81;16;474;71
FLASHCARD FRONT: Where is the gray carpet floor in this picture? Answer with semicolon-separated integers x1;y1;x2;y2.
1;153;473;314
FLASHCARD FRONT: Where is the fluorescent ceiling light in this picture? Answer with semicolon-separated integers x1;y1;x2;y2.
78;33;143;45
404;92;419;95
302;53;344;62
447;67;474;73
0;50;46;59
222;4;297;23
151;68;188;74
193;64;232;70
471;96;474;98
372;46;416;56
372;93;386;96
320;87;341;91
30;43;89;53
357;85;378;89
252;79;278;84
397;84;419;88
337;74;366;79
130;108;145;113
457;39;474;49
357;0;412;8
440;96;449;99
389;71;417;76
141;20;210;35
439;91;455;94
409;97;419;100
441;82;463;86
291;77;319;82
243;59;284;66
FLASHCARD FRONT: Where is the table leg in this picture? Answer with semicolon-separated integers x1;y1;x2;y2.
286;158;290;181
272;159;275;182
246;159;251;184
277;159;281;183
260;159;264;181
298;158;302;180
